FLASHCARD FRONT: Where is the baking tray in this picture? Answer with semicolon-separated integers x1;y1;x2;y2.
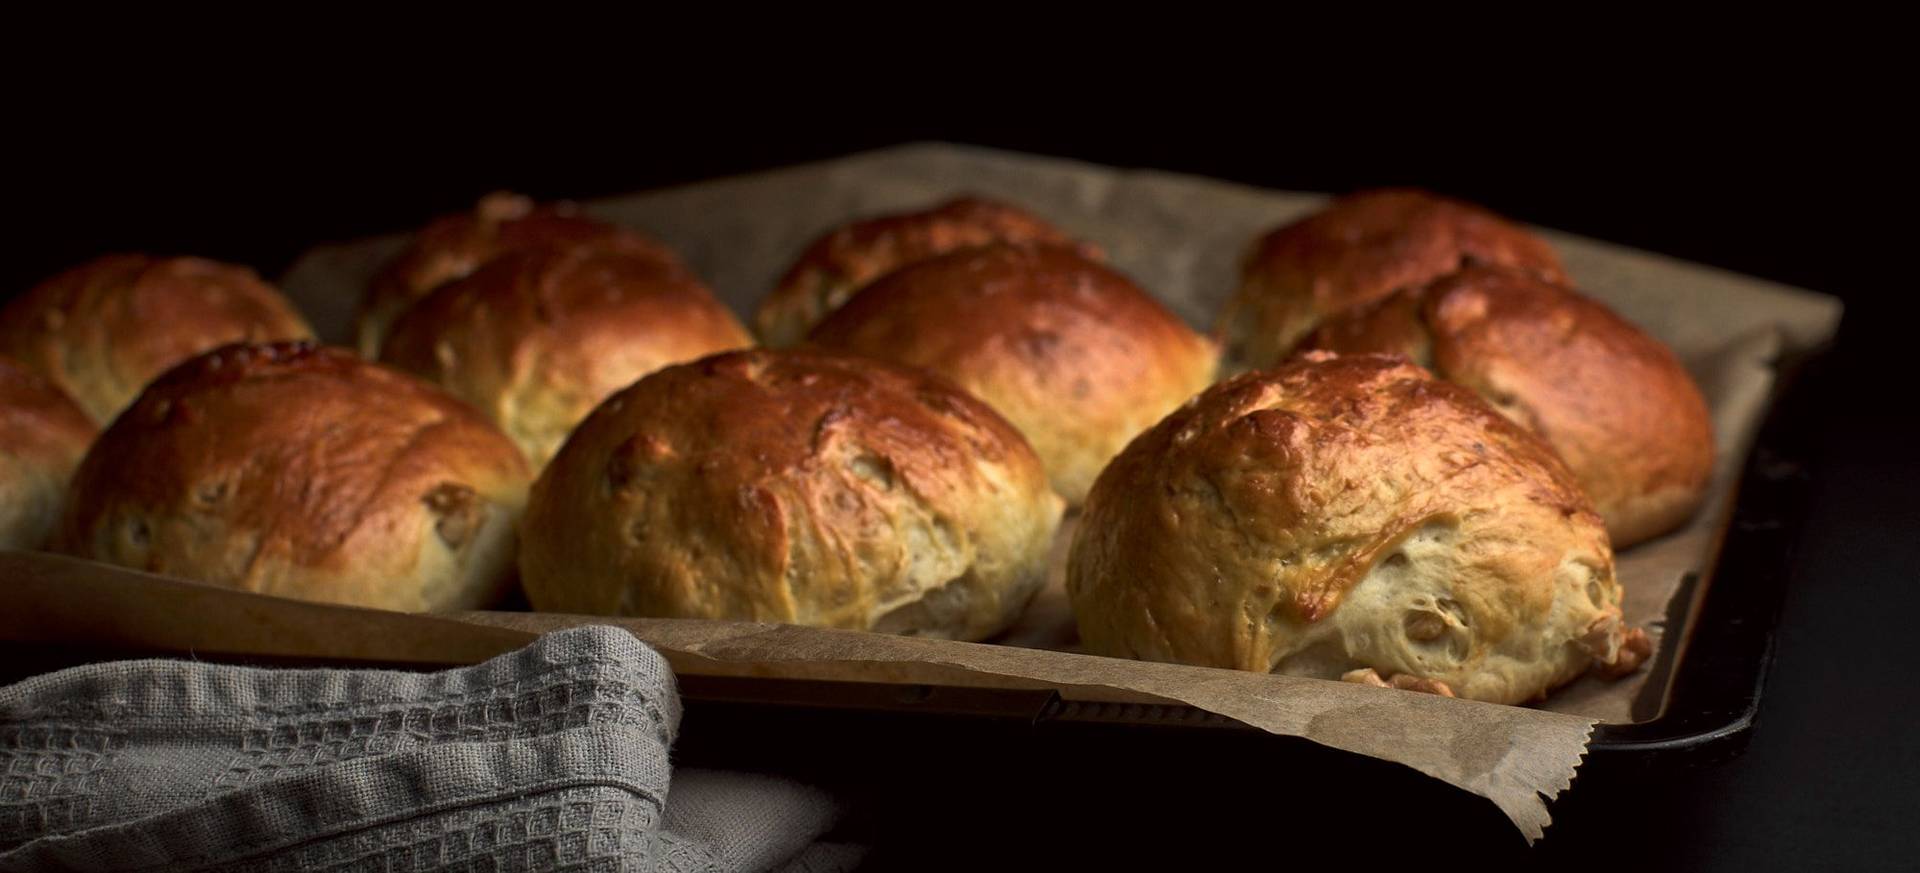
0;145;1843;845
644;345;1833;861
0;285;1824;765
4;345;1809;856
647;340;1829;768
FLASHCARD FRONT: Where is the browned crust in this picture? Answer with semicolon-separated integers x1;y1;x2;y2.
519;348;1062;640
1301;264;1715;546
379;247;753;468
357;192;683;357
805;243;1218;503
0;355;98;549
0;355;96;466
1082;352;1595;627
54;342;531;609
1218;188;1565;369
0;255;315;423
1067;352;1633;704
754;196;1101;347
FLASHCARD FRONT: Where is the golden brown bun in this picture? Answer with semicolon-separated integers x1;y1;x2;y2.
379;247;753;469
806;244;1218;503
0;356;97;550
357;192;682;357
55;342;532;612
755;196;1100;347
1066;353;1647;705
0;255;315;423
1218;189;1565;369
1302;264;1715;546
520;348;1063;641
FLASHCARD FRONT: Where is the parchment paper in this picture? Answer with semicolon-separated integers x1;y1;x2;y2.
0;553;1595;842
42;143;1843;840
279;142;1840;716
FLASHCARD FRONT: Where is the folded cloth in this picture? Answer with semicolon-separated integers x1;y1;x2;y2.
0;626;857;872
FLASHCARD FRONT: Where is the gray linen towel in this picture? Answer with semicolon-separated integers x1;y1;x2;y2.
0;626;858;872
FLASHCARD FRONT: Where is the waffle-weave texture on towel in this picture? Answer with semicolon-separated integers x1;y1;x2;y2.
0;626;726;871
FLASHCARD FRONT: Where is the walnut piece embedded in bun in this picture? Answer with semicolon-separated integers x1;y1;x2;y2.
379;247;753;469
806;244;1218;504
0;356;96;550
0;255;315;423
1066;352;1648;705
755;196;1100;347
55;342;532;612
356;192;683;358
520;348;1063;641
1301;263;1715;546
1217;189;1565;370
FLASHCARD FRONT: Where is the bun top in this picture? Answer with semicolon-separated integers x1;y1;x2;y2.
806;243;1218;503
379;246;752;468
1303;263;1715;545
0;255;314;423
538;347;1052;518
55;342;531;610
358;192;682;356
1085;352;1599;623
755;196;1098;347
1067;352;1642;704
518;347;1062;640
1219;188;1564;368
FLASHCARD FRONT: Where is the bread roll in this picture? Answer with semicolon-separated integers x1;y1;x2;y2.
1302;263;1714;546
0;255;314;423
357;192;681;357
1067;352;1648;705
1217;189;1565;369
55;342;531;612
520;348;1062;641
0;356;96;550
806;244;1218;504
755;196;1097;347
379;247;752;468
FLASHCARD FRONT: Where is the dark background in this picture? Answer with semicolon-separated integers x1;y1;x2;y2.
10;68;1913;869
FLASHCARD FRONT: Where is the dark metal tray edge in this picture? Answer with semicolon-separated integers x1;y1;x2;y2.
1577;342;1829;764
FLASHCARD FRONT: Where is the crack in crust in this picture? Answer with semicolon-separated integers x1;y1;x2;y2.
1068;352;1648;705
